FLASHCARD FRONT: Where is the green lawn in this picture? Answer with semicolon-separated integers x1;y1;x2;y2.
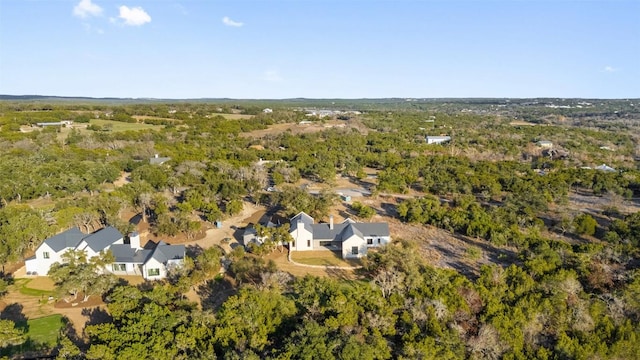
291;251;361;267
27;314;65;347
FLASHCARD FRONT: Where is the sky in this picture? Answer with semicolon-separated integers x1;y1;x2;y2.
0;0;638;99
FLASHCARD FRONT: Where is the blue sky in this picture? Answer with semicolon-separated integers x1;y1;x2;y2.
1;0;638;99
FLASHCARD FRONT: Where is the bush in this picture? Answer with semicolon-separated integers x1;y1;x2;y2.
574;213;597;236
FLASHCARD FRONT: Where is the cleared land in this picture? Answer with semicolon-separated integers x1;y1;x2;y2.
240;119;362;138
89;119;163;131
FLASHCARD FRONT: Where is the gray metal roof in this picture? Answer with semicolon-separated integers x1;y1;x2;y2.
43;227;85;252
290;212;314;233
311;223;347;241
311;222;390;242
82;226;123;252
150;156;171;165
341;223;364;240
146;241;185;264
352;223;390;237
110;244;151;263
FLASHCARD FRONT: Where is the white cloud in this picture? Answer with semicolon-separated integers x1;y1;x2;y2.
263;70;283;82
73;0;103;18
118;6;151;26
222;16;243;27
604;66;617;73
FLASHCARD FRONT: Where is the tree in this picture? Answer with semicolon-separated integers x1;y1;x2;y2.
0;319;25;348
574;213;597;236
48;249;117;302
352;201;376;220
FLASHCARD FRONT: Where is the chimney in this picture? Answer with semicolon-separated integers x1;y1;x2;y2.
329;215;334;230
128;231;141;250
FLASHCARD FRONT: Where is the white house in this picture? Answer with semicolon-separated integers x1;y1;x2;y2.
142;241;186;280
426;136;451;144
288;212;390;259
25;227;86;276
263;108;273;113
25;228;184;280
536;140;553;148
150;154;171;165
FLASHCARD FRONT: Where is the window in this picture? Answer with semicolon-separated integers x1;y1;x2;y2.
367;238;373;245
147;268;160;277
292;241;295;247
307;240;311;247
112;264;126;272
351;246;358;255
319;241;333;247
43;252;50;259
377;238;381;244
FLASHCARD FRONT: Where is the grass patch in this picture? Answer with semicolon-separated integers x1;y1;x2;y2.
26;314;65;347
291;251;361;267
466;245;483;260
90;119;163;132
215;113;255;120
15;278;55;297
0;314;66;357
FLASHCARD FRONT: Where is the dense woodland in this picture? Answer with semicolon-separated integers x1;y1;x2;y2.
0;98;639;359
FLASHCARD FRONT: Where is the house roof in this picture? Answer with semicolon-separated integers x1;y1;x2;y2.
341;223;364;240
353;223;390;237
150;156;171;165
595;164;616;172
310;222;390;242
81;226;123;252
289;211;390;243
146;241;185;265
311;223;347;241
290;212;314;233
110;244;151;263
43;227;85;252
244;224;257;236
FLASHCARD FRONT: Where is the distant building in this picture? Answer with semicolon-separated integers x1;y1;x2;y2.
595;164;616;172
536;140;553;148
426;135;451;144
263;108;273;113
36;120;73;127
150;154;171;165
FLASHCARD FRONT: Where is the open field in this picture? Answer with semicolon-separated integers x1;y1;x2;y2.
240;119;361;138
89;119;164;131
215;113;255;120
132;115;178;122
266;251;357;279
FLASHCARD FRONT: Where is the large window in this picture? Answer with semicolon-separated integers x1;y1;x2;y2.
147;268;160;277
319;241;333;247
112;264;126;272
42;252;50;259
351;246;358;255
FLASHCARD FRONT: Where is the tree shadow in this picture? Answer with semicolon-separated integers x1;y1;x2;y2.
379;202;398;217
60;315;86;351
197;277;237;312
81;307;112;327
0;303;29;332
186;244;205;258
325;266;355;281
